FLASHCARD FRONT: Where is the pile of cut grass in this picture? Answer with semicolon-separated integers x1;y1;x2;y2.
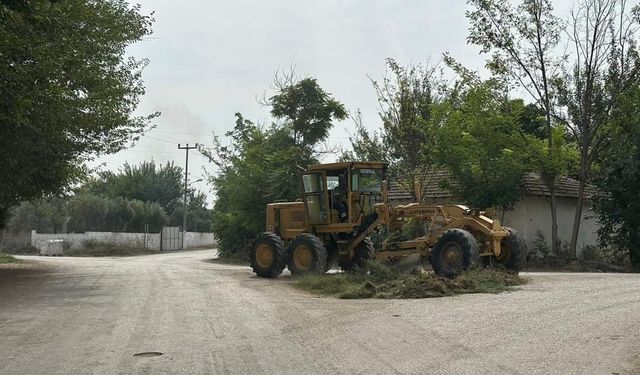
294;262;527;299
0;253;18;264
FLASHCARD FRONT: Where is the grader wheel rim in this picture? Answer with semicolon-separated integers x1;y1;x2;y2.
255;244;274;269
442;242;463;268
293;245;313;270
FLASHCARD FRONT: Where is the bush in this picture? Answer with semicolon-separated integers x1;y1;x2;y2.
0;244;38;255
581;245;604;262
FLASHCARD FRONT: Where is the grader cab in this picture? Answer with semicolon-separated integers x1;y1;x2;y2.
249;162;526;278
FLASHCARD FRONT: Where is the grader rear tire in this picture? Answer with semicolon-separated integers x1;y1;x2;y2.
431;229;479;278
250;232;287;278
496;227;527;273
288;233;328;277
339;237;375;272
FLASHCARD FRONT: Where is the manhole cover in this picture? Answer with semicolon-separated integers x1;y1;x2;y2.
133;351;164;358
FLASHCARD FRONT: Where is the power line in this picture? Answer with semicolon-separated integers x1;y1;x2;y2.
152;129;214;137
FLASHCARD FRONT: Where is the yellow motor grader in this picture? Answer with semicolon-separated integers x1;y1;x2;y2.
250;162;526;278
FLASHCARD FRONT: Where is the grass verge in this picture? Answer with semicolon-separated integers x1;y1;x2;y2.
65;241;158;257
0;253;18;264
294;262;527;299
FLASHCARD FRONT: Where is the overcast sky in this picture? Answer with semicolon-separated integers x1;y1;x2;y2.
91;0;570;203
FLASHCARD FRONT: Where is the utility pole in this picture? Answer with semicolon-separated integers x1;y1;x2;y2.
178;143;198;250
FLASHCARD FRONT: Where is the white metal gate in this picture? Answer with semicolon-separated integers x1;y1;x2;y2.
160;226;182;251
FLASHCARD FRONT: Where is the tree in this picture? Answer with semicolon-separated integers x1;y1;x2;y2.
467;0;565;253
270;76;347;147
66;194;168;233
128;200;168;233
85;161;183;214
437;80;535;211
203;76;346;256
7;197;67;234
350;59;445;202
558;0;640;257
593;85;640;270
340;111;387;163
168;192;213;232
518;101;548;139
67;194;109;233
104;197;135;232
0;0;157;228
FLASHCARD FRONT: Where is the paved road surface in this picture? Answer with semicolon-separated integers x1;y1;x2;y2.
0;250;638;375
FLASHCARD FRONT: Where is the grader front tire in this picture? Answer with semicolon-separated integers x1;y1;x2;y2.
250;232;287;278
288;233;328;277
339;237;375;272
431;229;480;278
496;227;527;273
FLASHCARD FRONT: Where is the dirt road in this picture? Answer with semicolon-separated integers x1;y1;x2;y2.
0;250;638;375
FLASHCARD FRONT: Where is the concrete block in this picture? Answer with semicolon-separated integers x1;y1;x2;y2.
39;239;64;256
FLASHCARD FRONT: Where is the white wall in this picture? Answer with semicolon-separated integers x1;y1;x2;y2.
503;196;599;257
31;231;216;251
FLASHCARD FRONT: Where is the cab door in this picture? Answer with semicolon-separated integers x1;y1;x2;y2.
301;172;329;225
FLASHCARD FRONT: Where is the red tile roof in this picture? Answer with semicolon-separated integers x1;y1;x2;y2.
388;171;596;201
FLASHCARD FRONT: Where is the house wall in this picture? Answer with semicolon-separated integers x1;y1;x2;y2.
502;195;599;256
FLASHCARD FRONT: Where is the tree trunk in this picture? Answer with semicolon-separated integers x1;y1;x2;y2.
569;184;585;259
630;230;640;272
570;154;591;258
0;207;8;231
570;175;587;259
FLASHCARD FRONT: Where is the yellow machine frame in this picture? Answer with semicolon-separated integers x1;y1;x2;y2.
263;162;509;264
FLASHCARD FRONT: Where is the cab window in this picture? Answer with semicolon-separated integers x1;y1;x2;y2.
302;173;324;193
351;168;382;192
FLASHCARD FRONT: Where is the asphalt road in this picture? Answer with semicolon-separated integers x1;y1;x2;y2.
0;250;638;375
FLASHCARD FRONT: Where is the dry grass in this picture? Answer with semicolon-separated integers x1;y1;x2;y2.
294;262;527;299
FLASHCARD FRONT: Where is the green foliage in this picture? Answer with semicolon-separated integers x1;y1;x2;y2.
531;230;550;258
0;253;18;264
204;77;346;256
340;110;387;162
7;197;67;234
594;85;640;270
168;192;214;232
67;194;109;233
104;197;135;232
271;77;347;146
85;161;183;214
0;0;158;227
367;59;445;202
437;80;534;210
66;194;167;233
84;160;210;231
517;101;547;139
127;200;168;233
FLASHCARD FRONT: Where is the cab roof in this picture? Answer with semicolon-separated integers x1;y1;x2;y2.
307;161;387;172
